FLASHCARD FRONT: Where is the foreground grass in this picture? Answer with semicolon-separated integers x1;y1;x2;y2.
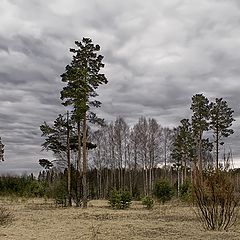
0;198;240;240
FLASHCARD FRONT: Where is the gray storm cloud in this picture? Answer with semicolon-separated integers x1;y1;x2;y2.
0;0;240;174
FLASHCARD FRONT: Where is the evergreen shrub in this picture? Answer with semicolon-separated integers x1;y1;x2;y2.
153;180;174;204
109;190;132;209
142;196;154;209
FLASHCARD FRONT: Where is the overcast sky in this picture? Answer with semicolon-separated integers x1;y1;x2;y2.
0;0;240;175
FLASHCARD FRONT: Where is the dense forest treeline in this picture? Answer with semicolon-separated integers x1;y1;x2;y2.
1;166;240;201
38;92;235;203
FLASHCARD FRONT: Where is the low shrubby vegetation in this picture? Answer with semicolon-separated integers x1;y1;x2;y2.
193;167;240;231
0;174;69;206
108;190;132;209
0;175;46;198
179;180;192;202
141;196;154;209
49;179;68;206
153;180;175;204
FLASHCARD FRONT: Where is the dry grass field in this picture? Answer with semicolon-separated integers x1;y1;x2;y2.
0;197;240;240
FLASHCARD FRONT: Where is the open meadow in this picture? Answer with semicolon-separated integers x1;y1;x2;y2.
0;198;240;240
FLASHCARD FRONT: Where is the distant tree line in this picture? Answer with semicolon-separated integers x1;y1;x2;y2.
90;116;175;196
38;91;236;202
39;115;177;201
0;174;45;198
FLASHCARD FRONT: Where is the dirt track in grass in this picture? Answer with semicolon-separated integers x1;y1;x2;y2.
0;198;240;240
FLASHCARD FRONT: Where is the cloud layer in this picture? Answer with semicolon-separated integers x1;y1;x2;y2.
1;0;240;174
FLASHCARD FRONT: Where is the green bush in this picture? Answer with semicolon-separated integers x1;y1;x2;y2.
109;190;132;209
153;180;174;204
23;180;46;198
180;181;192;202
47;179;68;207
142;196;154;209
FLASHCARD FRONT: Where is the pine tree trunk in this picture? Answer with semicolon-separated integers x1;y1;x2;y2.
99;169;102;198
129;169;132;195
184;159;187;181
82;112;88;208
145;168;148;195
181;167;184;185
164;140;167;179
216;127;219;170
142;167;146;195
128;146;132;194
133;145;137;194
198;134;203;181
67;111;72;206
149;166;152;194
177;168;180;197
151;167;155;193
106;168;109;198
76;121;82;207
118;167;121;190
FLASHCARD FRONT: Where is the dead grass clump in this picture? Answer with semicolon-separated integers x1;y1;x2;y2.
26;202;56;210
0;206;14;227
89;223;101;240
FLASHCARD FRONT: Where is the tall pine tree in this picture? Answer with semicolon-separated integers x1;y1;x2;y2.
209;98;235;169
60;38;108;208
172;118;196;191
191;94;210;172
